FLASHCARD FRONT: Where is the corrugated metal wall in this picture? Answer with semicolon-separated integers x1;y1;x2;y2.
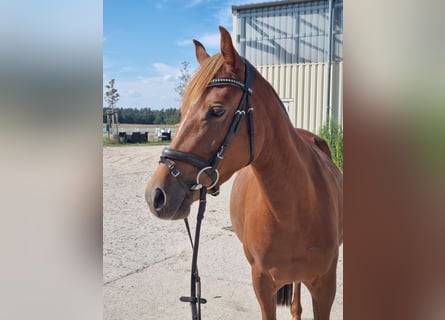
232;0;343;133
256;62;342;133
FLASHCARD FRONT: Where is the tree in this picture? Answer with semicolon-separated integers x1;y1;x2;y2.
105;79;120;109
104;79;120;137
175;61;191;98
102;107;180;125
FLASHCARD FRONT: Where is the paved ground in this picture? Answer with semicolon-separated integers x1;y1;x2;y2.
103;145;343;320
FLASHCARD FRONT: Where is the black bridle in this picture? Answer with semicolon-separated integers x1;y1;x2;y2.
158;59;255;320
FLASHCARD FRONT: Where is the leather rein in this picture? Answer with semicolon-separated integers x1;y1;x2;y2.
158;59;255;320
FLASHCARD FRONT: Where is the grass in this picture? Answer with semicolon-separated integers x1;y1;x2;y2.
319;119;343;170
222;226;235;232
102;136;171;147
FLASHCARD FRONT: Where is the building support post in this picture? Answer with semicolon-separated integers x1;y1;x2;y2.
325;0;334;127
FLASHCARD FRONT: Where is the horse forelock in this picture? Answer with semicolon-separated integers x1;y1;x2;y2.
180;54;225;115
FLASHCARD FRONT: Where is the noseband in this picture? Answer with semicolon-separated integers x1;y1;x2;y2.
158;59;255;320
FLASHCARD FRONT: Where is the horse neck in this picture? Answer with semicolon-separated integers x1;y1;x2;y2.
250;78;315;214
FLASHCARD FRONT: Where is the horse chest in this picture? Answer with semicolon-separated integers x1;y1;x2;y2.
240;201;336;277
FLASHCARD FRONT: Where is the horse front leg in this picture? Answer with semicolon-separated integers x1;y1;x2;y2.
291;282;302;320
304;256;338;320
251;265;277;320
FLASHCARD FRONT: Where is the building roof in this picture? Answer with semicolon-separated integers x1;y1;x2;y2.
232;0;327;13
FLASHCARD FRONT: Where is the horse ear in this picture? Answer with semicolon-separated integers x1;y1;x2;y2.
219;26;243;70
193;39;210;65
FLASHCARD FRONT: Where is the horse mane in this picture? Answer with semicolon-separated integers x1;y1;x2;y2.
181;54;225;115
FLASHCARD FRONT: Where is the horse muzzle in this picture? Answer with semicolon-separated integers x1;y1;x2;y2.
145;178;193;220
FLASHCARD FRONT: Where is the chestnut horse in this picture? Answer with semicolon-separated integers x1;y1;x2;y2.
145;26;343;320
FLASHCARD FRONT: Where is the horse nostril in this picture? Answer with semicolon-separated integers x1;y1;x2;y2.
153;188;166;211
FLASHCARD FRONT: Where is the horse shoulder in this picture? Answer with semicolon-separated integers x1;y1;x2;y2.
230;167;259;240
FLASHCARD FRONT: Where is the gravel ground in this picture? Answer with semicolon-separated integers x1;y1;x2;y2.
103;145;343;320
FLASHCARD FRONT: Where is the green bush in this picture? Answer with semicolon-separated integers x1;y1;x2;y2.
319;119;343;170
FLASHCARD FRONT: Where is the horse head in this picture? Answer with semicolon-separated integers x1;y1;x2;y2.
145;26;259;220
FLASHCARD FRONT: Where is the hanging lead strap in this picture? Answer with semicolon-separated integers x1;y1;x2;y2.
180;187;208;320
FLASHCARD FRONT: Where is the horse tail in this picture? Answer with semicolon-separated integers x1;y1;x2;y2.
276;283;293;306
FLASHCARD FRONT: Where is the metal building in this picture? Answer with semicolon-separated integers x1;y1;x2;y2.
232;0;343;133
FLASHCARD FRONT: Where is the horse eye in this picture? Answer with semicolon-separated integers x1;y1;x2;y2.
209;106;226;118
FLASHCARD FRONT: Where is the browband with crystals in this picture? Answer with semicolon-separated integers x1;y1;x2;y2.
207;77;251;93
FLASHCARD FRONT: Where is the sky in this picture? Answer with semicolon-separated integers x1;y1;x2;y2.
103;0;253;110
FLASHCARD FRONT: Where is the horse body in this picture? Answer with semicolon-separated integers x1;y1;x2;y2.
145;26;342;320
229;86;342;319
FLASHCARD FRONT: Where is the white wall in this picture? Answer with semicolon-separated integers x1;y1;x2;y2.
256;62;343;133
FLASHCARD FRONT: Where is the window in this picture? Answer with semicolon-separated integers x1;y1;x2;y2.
235;1;343;65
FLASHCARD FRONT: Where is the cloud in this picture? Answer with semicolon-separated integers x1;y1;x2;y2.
177;39;192;47
103;62;183;109
152;62;179;80
177;32;220;51
199;33;221;49
112;76;180;109
185;0;204;8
